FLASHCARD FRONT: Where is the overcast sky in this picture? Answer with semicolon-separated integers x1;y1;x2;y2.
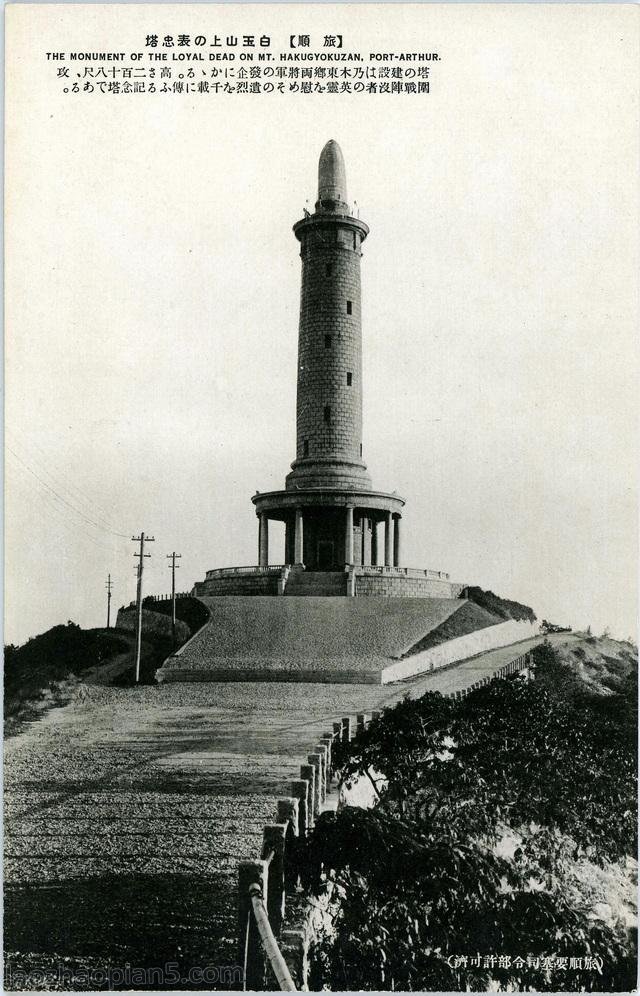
6;4;638;645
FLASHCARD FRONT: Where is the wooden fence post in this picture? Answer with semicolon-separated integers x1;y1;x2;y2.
238;858;267;990
262;824;287;936
280;927;308;991
300;764;315;826
277;797;300;890
277;797;299;837
311;747;325;803
315;743;329;800
320;735;333;776
341;717;352;743
307;753;322;813
290;780;309;837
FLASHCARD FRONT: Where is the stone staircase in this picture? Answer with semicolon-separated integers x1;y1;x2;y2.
284;570;347;596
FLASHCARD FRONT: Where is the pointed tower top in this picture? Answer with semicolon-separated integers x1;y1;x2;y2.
317;139;348;210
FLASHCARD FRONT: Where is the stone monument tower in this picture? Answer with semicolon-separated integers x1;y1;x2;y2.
193;139;459;599
252;140;405;573
158;139;531;684
162;139;472;686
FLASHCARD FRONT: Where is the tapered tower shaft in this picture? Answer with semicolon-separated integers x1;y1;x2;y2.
286;140;372;492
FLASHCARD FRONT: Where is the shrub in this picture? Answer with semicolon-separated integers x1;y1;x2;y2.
303;645;637;991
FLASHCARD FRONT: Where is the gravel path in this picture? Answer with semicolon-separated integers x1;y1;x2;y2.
5;635;573;990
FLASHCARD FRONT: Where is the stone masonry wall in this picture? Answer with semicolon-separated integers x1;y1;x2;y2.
295;223;364;465
193;575;279;597
355;575;463;599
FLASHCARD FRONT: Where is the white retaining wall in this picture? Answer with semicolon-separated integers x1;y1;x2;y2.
381;619;540;684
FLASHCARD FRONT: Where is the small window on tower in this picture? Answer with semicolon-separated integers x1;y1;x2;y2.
360;443;363;456
346;300;353;315
303;439;309;456
324;405;331;423
325;264;332;277
324;335;332;348
346;372;353;386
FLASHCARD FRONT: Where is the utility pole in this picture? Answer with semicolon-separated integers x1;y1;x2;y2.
105;574;113;629
167;552;182;648
132;533;155;683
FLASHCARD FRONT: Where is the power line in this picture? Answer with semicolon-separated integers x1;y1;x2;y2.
7;444;129;537
8;460;128;556
7;430;120;526
6;446;130;538
7;427;120;526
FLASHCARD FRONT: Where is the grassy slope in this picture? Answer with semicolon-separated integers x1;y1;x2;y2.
463;585;537;622
402;600;502;658
312;633;637;991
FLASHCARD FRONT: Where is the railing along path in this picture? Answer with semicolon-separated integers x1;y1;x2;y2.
236;650;534;990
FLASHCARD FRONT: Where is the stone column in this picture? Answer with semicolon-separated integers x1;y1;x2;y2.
393;516;401;568
345;506;354;565
258;513;269;567
384;511;392;567
294;508;304;564
371;521;378;566
284;520;291;565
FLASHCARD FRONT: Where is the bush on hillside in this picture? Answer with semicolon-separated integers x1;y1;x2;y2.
4;623;131;713
463;586;537;623
302;643;636;992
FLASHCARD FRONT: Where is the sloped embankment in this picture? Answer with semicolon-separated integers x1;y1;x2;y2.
402;600;501;658
157;596;465;683
402;586;538;660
